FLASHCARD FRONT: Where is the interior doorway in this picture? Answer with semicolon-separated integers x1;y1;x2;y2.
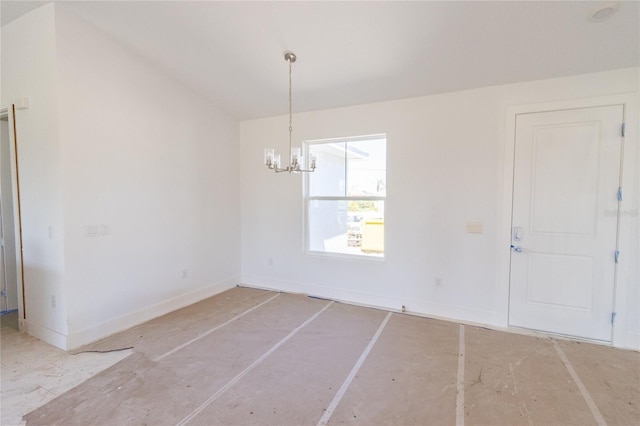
0;106;24;331
508;105;624;342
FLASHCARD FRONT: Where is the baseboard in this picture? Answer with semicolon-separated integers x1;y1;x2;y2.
239;275;503;328
625;332;640;351
66;277;238;350
24;320;68;350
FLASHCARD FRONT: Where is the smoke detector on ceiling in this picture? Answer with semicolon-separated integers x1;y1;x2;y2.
588;2;620;22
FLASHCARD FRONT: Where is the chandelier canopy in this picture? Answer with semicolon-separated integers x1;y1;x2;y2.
264;52;316;174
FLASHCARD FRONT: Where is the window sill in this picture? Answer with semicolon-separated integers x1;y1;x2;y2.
305;250;386;263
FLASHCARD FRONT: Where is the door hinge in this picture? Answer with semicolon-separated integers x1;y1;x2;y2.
611;312;617;324
0;290;6;297
617;187;623;201
615;250;620;264
621;123;626;137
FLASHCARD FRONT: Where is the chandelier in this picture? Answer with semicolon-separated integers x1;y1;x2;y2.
264;52;316;173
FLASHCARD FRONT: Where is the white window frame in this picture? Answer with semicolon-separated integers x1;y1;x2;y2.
303;134;386;261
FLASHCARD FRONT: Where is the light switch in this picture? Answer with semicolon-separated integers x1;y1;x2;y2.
100;224;111;236
87;225;99;237
466;221;483;234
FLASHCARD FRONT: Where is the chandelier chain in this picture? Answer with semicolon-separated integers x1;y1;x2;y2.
288;58;293;159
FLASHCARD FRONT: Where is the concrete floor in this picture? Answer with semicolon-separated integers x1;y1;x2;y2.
3;287;639;425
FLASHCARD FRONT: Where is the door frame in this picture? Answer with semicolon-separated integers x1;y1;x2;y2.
500;93;639;349
0;105;26;331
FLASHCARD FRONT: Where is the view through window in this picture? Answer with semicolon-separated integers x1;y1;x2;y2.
305;135;386;258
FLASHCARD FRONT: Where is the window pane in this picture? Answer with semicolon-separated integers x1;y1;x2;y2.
308;142;346;197
308;200;384;257
346;138;386;197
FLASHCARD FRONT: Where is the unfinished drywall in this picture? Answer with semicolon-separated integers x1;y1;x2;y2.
240;68;639;349
1;4;69;347
54;5;241;348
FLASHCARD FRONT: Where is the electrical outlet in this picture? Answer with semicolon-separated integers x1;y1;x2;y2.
181;269;188;279
100;224;111;236
51;295;56;308
435;278;443;287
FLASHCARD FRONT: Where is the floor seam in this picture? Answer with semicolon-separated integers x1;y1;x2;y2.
553;340;607;426
456;324;465;426
317;311;393;426
154;293;281;362
176;300;335;426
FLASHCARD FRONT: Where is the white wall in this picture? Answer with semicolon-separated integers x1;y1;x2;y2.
240;68;639;349
2;4;241;349
54;6;240;348
624;69;640;348
1;4;68;346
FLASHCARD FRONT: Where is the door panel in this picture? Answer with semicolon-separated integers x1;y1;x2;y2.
509;105;623;342
527;253;594;310
530;123;600;236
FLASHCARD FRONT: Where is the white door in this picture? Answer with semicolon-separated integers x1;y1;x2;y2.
509;105;623;342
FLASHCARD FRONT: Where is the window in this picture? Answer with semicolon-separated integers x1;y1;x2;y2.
304;135;386;258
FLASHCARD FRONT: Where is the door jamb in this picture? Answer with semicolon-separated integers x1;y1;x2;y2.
0;105;26;331
500;93;639;349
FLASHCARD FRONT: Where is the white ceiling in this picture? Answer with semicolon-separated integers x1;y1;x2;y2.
2;1;639;120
